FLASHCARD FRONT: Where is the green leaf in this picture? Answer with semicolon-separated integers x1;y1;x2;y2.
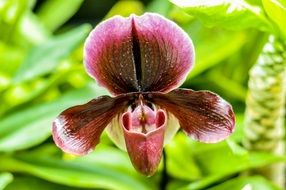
171;134;286;189
0;145;156;190
228;114;245;142
206;70;247;101
208;176;280;190
15;11;50;45
5;176;88;190
262;0;286;39
165;133;202;181
169;6;194;24
226;139;248;156
0;172;13;189
0;43;25;76
246;0;263;6
191;150;285;190
37;0;84;32
13;24;91;83
3;66;84;114
146;0;172;16
105;0;144;19
170;0;272;31
194;143;286;176
0;0;49;46
0;84;108;152
185;32;246;82
0;0;28;42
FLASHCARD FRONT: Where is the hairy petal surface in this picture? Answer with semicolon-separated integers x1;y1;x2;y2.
84;13;194;95
151;89;235;143
121;109;166;176
52;95;130;155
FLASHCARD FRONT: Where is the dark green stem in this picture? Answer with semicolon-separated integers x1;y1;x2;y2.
160;149;168;190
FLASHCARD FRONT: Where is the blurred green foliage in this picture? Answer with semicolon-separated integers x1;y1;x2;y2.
0;0;285;189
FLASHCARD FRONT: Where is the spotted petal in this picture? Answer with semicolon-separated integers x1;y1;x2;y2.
84;16;137;94
52;95;129;155
131;13;194;92
152;89;235;143
84;13;194;95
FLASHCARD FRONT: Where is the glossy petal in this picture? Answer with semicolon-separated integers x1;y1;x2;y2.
106;107;180;150
84;13;194;95
84;16;138;94
121;109;166;176
132;13;194;92
151;89;235;143
52;95;129;155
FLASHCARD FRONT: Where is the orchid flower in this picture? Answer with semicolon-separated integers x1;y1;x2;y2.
52;13;235;176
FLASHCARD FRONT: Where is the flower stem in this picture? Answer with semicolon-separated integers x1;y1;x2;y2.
160;149;168;190
244;36;286;188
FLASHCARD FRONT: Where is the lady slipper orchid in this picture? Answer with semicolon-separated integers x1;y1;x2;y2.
52;13;235;176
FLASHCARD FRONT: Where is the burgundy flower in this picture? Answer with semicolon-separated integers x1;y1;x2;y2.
52;13;235;176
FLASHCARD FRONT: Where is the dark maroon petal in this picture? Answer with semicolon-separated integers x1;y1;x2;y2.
151;89;235;143
52;95;129;155
132;13;194;92
84;16;138;94
121;109;166;176
84;13;194;95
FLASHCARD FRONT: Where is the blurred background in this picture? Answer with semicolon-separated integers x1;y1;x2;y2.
0;0;285;189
